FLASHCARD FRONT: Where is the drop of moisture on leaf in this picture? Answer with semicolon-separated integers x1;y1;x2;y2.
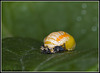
81;10;87;15
76;16;82;21
82;3;87;9
91;26;97;32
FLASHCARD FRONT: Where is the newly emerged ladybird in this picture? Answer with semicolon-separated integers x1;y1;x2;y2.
40;31;76;54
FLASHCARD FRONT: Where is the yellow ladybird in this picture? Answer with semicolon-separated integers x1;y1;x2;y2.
40;31;76;54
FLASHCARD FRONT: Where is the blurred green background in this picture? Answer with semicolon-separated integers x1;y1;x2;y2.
2;2;98;71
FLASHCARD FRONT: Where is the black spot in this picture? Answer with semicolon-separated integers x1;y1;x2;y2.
41;46;53;54
41;44;45;48
47;48;52;54
41;49;53;54
54;46;66;53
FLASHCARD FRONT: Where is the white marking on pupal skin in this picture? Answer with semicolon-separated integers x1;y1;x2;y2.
49;32;58;37
47;35;57;40
44;39;58;45
44;44;57;49
47;33;59;40
57;32;62;36
53;32;61;36
59;31;65;35
58;37;68;45
44;37;68;48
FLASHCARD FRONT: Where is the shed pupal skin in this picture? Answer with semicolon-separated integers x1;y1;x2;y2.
40;31;76;54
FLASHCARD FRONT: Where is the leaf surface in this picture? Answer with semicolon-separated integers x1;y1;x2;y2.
2;2;98;71
2;37;98;71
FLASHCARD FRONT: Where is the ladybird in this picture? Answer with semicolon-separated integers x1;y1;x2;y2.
40;31;76;54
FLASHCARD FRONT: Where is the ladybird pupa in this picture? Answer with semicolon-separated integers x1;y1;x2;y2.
40;31;76;54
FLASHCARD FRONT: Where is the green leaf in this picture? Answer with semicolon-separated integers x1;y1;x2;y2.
2;2;98;41
2;2;98;71
2;37;98;71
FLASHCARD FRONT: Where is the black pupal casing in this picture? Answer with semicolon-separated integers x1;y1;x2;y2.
41;45;66;54
54;46;66;53
41;48;52;54
40;45;53;54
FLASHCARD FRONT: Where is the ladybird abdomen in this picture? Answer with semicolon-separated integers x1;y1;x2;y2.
44;36;59;48
44;31;70;48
